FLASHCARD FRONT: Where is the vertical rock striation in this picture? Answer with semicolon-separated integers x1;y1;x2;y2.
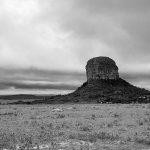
86;56;119;81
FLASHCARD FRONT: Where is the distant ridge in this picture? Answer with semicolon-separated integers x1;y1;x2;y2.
0;94;38;100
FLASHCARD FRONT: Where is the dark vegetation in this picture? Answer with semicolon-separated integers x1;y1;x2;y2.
66;78;150;104
1;78;150;104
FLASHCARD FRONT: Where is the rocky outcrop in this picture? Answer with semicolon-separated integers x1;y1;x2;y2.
63;56;150;103
86;57;119;81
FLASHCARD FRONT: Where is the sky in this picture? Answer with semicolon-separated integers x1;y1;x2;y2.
0;0;150;94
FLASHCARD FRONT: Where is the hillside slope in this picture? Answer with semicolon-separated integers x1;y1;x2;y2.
62;78;150;103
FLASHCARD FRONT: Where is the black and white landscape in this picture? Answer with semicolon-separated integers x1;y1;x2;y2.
0;0;150;150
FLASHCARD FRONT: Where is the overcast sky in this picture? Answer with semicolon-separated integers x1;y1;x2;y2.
0;0;150;93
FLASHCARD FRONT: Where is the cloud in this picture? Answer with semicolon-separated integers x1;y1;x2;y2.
1;0;150;70
0;68;86;90
0;81;77;90
0;0;150;91
38;0;150;72
0;0;82;70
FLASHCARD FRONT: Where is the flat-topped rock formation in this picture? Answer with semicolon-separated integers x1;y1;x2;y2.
86;57;119;81
64;56;150;103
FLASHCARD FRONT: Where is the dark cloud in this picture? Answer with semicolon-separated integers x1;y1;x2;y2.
0;68;86;90
0;81;77;90
0;68;85;82
75;0;150;14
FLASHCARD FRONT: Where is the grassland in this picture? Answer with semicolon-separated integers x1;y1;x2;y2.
0;104;150;150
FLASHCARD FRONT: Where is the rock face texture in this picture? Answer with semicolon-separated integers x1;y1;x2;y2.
86;57;119;81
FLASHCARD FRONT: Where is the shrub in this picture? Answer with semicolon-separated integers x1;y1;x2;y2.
80;125;93;132
56;114;65;119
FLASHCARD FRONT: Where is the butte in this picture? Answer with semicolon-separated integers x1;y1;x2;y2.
64;56;150;103
32;56;150;104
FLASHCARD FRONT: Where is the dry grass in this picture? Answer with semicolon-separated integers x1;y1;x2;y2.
0;103;150;149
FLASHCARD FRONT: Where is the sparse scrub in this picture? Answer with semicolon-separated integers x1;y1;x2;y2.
107;122;114;128
91;114;96;120
61;122;70;129
0;130;17;149
69;132;98;143
136;118;150;126
69;131;120;143
75;121;83;128
0;104;150;149
113;113;120;118
79;125;93;132
56;114;65;119
135;137;150;145
96;131;120;141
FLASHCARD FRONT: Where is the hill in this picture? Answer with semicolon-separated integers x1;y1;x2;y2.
66;78;150;103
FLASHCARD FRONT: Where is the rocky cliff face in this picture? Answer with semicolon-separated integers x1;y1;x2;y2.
86;57;119;81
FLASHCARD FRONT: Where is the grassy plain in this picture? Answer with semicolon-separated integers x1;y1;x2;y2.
0;104;150;150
